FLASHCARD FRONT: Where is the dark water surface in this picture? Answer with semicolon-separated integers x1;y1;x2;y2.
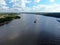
0;14;60;45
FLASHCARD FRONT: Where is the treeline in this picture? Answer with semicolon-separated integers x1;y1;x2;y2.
0;13;19;15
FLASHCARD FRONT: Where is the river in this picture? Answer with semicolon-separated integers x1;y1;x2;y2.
0;14;60;45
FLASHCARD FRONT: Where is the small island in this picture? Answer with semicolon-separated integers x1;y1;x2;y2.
0;13;21;26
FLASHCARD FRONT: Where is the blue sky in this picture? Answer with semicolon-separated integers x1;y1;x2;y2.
0;0;60;12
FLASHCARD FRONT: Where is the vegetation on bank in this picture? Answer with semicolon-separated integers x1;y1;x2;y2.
0;13;20;23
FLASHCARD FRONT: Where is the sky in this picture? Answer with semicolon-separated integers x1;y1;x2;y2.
0;0;60;12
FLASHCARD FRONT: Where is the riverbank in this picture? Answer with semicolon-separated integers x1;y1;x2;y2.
0;14;20;26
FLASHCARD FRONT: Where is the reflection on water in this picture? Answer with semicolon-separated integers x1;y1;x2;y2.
0;14;60;45
0;21;12;26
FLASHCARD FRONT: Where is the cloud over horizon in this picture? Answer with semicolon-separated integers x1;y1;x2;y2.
0;0;60;12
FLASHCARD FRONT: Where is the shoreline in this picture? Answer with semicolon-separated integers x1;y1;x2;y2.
0;15;20;26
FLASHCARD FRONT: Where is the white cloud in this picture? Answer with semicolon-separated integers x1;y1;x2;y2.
21;0;26;8
34;0;41;3
23;4;60;12
0;8;21;12
40;4;60;12
10;0;19;3
43;4;60;12
12;0;31;10
0;0;9;12
1;0;60;12
0;0;23;12
50;0;55;3
1;6;9;9
0;0;6;5
21;0;32;9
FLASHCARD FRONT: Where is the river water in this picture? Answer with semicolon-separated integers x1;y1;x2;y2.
0;14;60;45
